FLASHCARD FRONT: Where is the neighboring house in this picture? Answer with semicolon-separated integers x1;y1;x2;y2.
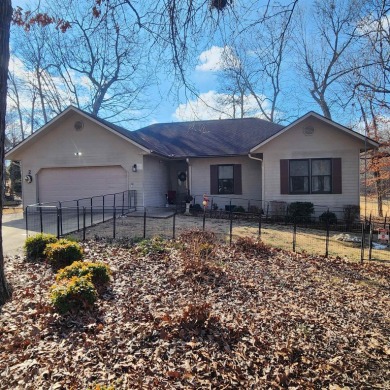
5;106;378;214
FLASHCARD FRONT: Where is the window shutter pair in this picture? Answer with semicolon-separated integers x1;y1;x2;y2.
210;164;242;195
279;158;342;194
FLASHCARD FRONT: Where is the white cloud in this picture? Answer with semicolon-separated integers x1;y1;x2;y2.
195;46;239;72
173;90;271;121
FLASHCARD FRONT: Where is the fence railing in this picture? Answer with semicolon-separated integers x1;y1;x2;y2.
26;190;136;237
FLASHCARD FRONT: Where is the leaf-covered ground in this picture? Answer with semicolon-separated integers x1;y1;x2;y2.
1;233;389;389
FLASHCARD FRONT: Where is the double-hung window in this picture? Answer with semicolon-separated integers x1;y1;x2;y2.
218;165;234;194
281;158;339;195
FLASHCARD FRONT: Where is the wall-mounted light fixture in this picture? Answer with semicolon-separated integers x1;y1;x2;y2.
74;152;82;156
132;164;137;172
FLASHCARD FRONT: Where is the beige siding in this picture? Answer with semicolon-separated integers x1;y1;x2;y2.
11;113;146;207
143;155;169;207
189;156;262;210
252;117;363;212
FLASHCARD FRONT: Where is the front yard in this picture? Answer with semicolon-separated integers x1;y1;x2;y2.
1;233;389;389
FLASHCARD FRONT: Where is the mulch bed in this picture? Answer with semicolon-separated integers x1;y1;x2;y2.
1;235;389;389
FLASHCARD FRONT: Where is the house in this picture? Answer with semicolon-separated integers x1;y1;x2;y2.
5;106;378;214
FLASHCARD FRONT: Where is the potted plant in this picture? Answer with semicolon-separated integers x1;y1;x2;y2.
184;194;193;215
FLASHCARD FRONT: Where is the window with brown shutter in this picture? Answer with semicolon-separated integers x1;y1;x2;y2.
210;164;242;195
280;158;342;194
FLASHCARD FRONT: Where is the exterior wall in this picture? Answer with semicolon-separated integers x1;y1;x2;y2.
189;156;262;210
252;117;363;214
142;155;170;207
9;112;147;207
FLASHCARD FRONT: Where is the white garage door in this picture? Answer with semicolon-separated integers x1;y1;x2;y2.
38;166;127;203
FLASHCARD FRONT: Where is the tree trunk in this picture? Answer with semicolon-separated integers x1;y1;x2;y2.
0;0;13;305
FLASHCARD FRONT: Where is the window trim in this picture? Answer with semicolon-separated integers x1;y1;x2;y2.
288;158;332;195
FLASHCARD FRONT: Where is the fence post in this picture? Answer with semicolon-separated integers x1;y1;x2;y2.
77;200;80;231
90;198;93;225
173;212;176;239
325;219;330;258
203;207;206;231
39;205;43;233
368;222;373;261
122;191;125;215
229;204;233;246
293;221;297;252
56;207;60;239
266;203;269;222
25;206;29;237
360;223;365;264
143;209;146;239
59;202;63;236
258;211;262;239
113;207;116;239
103;195;105;222
83;207;86;241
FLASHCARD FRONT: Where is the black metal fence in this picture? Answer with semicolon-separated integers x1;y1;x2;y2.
25;193;389;262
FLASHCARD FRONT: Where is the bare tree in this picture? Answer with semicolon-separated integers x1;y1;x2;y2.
0;0;13;306
296;0;366;119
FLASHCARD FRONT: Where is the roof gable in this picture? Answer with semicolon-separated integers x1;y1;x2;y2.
250;111;379;152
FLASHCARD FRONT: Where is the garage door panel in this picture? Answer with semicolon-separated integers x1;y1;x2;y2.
38;166;127;203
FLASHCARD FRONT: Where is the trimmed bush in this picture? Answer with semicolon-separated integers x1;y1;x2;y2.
24;233;57;261
44;239;83;267
50;275;97;314
287;202;314;223
319;211;338;225
233;206;245;213
56;261;111;287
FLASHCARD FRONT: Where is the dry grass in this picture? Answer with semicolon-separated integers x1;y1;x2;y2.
360;196;390;218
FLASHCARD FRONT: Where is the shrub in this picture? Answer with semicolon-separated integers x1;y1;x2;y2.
343;204;360;225
235;236;270;256
190;203;202;212
179;230;216;246
319;211;338;225
248;205;260;214
233;206;245;213
44;239;83;267
50;275;97;314
24;233;57;261
56;261;111;288
287;202;314;222
136;236;167;256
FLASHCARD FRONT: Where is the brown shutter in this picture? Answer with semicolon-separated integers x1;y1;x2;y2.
280;159;289;194
332;158;342;194
210;165;218;194
234;164;242;195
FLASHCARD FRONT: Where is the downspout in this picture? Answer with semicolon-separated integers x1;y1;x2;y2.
248;153;264;207
186;158;191;195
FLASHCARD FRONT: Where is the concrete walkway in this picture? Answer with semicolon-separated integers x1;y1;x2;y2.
2;211;26;257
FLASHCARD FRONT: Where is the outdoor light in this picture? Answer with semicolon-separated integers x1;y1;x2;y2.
132;164;137;172
74;152;82;156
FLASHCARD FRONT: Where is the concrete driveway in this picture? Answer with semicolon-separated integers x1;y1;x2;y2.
2;211;26;257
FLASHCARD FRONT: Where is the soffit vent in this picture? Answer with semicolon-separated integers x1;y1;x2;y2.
74;120;84;131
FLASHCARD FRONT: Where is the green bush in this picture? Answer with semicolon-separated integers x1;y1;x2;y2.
191;203;202;212
44;239;83;267
24;233;58;261
136;236;167;256
319;211;338;225
50;275;97;314
56;261;111;287
287;202;314;222
343;204;360;225
233;206;245;213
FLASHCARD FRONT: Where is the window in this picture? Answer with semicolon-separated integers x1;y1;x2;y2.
289;160;309;194
311;159;331;193
280;158;341;195
210;164;242;195
218;165;234;194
